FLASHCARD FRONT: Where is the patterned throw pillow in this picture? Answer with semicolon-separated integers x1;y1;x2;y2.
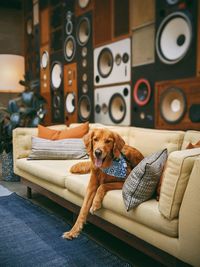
28;137;88;160
122;149;168;211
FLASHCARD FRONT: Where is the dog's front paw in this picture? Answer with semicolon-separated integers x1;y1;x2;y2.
62;230;80;240
90;201;102;214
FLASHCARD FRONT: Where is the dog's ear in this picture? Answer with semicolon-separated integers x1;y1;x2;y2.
112;132;125;158
83;130;94;153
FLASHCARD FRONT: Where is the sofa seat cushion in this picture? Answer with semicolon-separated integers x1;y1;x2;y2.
16;158;84;188
65;173;178;237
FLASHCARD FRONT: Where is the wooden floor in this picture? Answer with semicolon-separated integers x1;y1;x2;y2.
0;161;164;267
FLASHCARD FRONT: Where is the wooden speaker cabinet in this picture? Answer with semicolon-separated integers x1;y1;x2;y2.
40;44;51;125
64;63;78;125
155;78;200;130
40;7;50;46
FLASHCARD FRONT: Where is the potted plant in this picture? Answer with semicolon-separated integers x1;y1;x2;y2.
0;77;47;181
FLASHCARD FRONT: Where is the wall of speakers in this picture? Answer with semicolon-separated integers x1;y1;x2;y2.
64;63;78;125
155;77;200;130
132;64;156;128
50;52;64;123
95;84;131;126
94;38;131;87
76;12;94;122
155;0;198;80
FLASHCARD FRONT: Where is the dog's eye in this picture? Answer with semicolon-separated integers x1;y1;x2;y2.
105;139;112;144
93;137;98;142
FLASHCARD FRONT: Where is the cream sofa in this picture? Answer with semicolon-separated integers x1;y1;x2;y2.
13;124;200;267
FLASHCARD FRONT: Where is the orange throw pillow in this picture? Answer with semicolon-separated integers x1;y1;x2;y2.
38;122;89;140
186;140;200;149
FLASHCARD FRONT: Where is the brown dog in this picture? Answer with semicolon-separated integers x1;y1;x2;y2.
62;128;144;239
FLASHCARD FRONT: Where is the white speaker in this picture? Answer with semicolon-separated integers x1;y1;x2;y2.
94;38;131;87
94;84;131;125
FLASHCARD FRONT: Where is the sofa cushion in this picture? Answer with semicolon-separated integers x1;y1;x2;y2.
122;149;168;211
16;158;84;187
159;148;200;220
65;173;178;237
181;130;200;149
28;137;88;160
128;127;184;157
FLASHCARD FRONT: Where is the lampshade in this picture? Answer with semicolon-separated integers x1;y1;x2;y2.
0;54;25;92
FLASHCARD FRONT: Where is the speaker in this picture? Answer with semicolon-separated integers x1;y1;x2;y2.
63;1;76;63
155;0;198;80
113;0;129;39
131;64;155;128
50;52;64;123
33;0;39;26
75;0;94;16
95;84;131;126
76;12;94;122
93;0;112;47
64;63;78;125
40;44;51;125
155;77;200;130
94;38;131;87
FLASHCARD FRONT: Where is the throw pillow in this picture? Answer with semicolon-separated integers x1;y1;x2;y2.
28;137;89;160
186;140;200;149
122;149;168;211
38;122;89;140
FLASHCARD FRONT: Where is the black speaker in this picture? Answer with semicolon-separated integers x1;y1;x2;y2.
76;12;94;122
50;52;64;123
132;64;156;128
155;0;198;80
63;0;77;63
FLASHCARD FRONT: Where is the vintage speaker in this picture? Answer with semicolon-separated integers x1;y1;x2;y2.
155;77;200;130
33;0;39;26
40;7;50;46
132;64;155;128
63;0;76;63
76;12;94;122
75;0;94;16
94;38;131;87
155;0;198;80
93;0;112;47
64;63;78;125
40;44;51;125
113;0;129;39
95;84;131;126
50;52;64;123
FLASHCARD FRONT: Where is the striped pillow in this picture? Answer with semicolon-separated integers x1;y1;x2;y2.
28;137;88;160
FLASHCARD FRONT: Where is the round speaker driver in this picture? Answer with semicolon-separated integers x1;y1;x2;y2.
133;79;151;106
64;36;76;62
65;93;75;114
78;0;90;8
78;95;91;121
109;93;126;124
98;48;113;78
51;62;62;89
41;51;49;69
77;17;90;46
156;12;192;64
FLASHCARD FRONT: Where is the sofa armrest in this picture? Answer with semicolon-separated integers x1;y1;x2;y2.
178;157;200;266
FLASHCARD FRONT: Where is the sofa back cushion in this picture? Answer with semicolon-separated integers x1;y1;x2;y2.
159;148;200;220
181;130;200;150
128;127;184;157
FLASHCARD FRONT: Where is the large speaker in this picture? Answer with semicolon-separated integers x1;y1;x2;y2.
64;63;78;125
50;52;64;123
63;0;76;63
94;38;131;87
95;84;131;126
132;64;156;128
76;12;94;122
155;0;198;80
155;77;200;130
75;0;94;16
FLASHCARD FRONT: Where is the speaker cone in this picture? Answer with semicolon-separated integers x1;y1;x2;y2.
78;95;91;121
97;48;113;78
41;51;49;69
78;0;90;8
64;36;76;62
156;12;192;64
77;17;90;46
65;92;75;114
109;93;126;123
51;62;62;89
160;87;187;123
133;79;151;106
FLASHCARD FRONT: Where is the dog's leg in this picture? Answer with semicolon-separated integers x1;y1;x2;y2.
90;182;124;214
70;161;91;174
63;173;98;240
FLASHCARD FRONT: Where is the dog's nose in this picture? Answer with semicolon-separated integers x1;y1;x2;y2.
95;149;102;158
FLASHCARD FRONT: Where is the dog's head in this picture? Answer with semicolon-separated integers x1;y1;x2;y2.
83;128;125;168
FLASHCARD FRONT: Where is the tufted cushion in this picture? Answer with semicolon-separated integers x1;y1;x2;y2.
159;148;200;220
122;149;168;211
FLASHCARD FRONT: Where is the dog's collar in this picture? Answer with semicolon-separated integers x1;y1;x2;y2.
101;154;127;179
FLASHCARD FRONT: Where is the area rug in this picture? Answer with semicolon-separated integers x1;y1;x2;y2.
0;190;131;267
